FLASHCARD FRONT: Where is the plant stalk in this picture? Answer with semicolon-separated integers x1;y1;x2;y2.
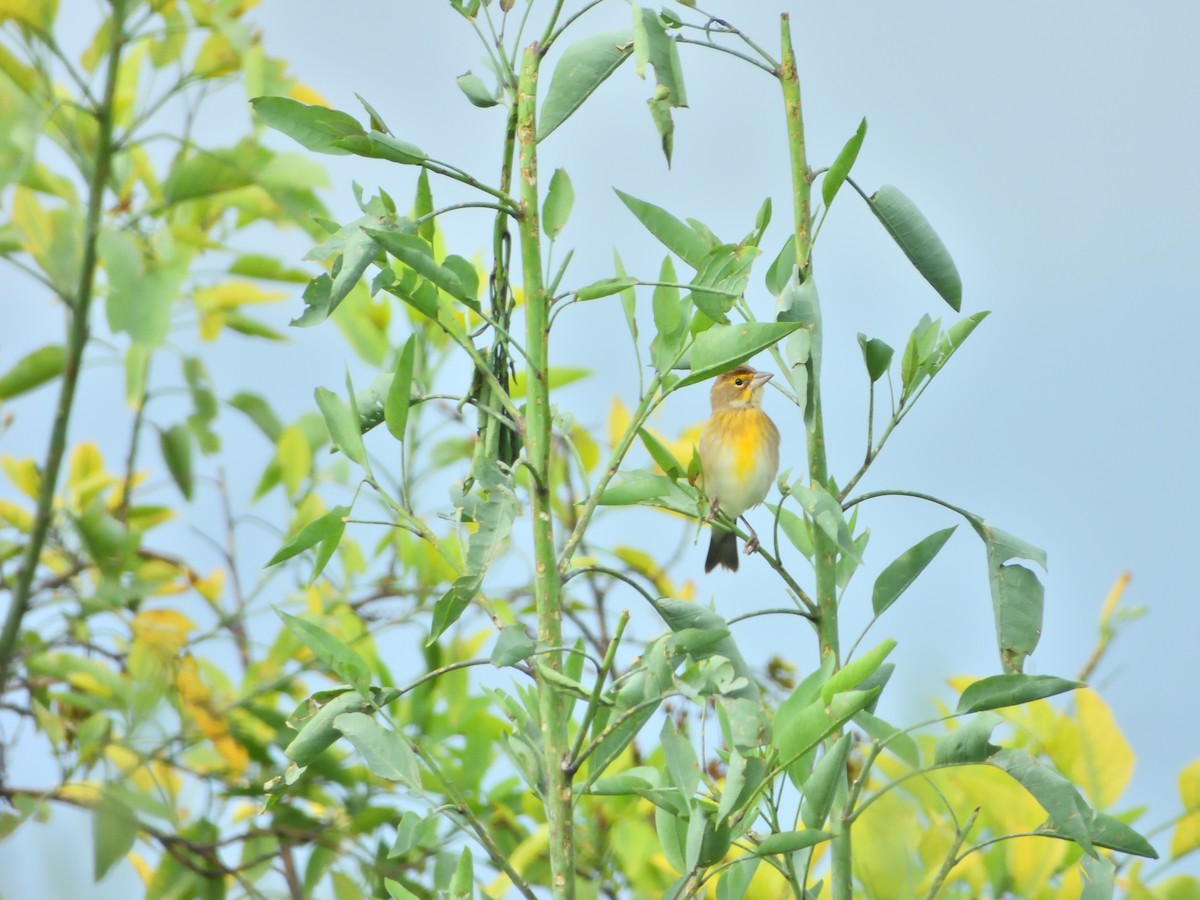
0;5;128;696
780;15;851;898
516;44;576;898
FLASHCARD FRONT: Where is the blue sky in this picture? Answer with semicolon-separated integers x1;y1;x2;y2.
3;0;1198;893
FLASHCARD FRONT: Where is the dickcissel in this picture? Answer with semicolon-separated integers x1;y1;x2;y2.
698;364;780;572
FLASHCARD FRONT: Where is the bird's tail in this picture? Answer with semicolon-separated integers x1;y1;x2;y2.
705;528;739;573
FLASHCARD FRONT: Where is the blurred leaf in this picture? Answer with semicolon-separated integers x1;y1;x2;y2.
93;787;136;880
315;386;365;465
679;321;802;388
853;710;919;766
229;391;282;441
385;335;416;441
956;674;1082;714
157;424;193;500
539;31;634;141
509;366;590;399
543;168;574;239
279;610;371;696
871;526;955;616
869;184;962;311
251;96;365;154
615;188;710;270
0;344;64;399
334;712;421;788
455;71;498;108
822;118;866;209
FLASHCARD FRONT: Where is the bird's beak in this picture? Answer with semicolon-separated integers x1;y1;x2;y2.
751;371;773;390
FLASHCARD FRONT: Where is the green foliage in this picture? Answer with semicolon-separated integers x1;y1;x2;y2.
0;3;1189;900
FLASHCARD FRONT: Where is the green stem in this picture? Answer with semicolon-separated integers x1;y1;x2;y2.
780;14;851;898
516;45;576;899
0;5;128;697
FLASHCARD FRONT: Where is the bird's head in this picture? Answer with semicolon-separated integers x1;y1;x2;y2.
710;364;773;411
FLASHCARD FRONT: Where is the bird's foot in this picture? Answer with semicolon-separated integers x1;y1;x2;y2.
743;523;761;556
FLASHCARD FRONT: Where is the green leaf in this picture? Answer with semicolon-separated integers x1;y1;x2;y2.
315;386;365;465
968;518;1048;673
93;787;136;880
801;734;852;828
614;188;710;270
448;845;474;898
856;333;893;384
334;712;421;789
455;71;498;108
871;526;956;616
650;255;686;375
661;718;700;797
772;688;879;767
853;710;919;767
1080;812;1158;859
250;96;366;154
385;879;420;900
631;7;687;165
284;690;370;766
768;503;814;561
755;829;830;856
788;482;862;564
332;130;427;165
869;184;962;311
596;469;675;505
385;335;416;441
1080;855;1115;899
679;321;802;388
539;31;634;141
638;428;684;479
990;748;1096;856
0;343;64;401
427;460;518;644
934;711;1002;765
543;168;574;239
575;275;638;301
279;610;372;697
956;674;1083;714
509;366;590;399
820;639;895;705
491;626;536;667
765;236;796;298
365;228;474;305
265;506;348;569
823;118;867;209
157;424;193;501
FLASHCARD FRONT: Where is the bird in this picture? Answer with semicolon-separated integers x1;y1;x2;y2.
697;363;780;573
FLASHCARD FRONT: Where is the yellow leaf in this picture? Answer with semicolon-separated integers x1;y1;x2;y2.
132;608;195;659
175;656;248;774
288;82;328;106
127;852;152;885
198;307;225;340
10;186;50;258
67;442;109;509
607;396;632;449
193;31;239;77
1099;571;1131;627
57;781;100;804
2;455;40;499
113;40;146;128
193;568;225;603
1180;758;1200;811
194;280;285;311
1172;810;1200;859
1065;688;1134;809
277;426;311;496
0;0;56;29
853;789;918;898
0;498;32;530
1008;834;1066;896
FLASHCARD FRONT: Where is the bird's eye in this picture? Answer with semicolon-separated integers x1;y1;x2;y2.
733;377;745;387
